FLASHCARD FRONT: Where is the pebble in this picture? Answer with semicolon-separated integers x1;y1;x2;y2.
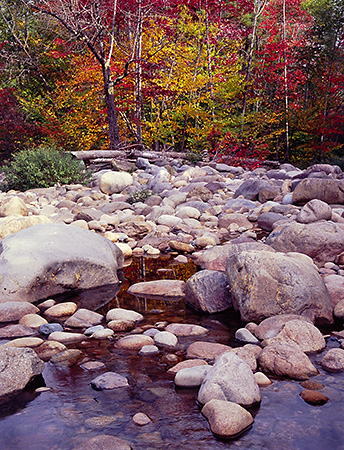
132;412;152;426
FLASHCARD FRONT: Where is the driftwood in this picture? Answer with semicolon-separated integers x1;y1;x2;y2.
71;149;187;161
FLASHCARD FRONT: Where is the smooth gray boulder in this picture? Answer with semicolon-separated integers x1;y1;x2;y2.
266;220;344;266
226;250;333;325
296;199;332;223
185;270;232;313
292;178;344;205
198;352;260;406
0;346;45;403
0;223;124;303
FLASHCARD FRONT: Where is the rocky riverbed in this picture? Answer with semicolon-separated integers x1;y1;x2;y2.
1;158;344;449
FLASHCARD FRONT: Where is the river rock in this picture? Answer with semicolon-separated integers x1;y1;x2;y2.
254;372;272;386
202;399;254;438
187;341;232;361
35;341;67;361
99;171;133;194
108;319;135;331
266;220;344;266
300;389;329;405
64;308;103;328
196;241;275;271
198;352;260;406
258;341;318;380
72;435;131;450
168;359;209;374
127;280;185;300
296;199;332;223
106;308;143;323
0;302;39;322
323;274;344;307
174;365;211;387
0;215;51;240
39;323;64;336
226;250;333;324
257;212;287;232
292;178;344;205
91;372;129;390
0;324;38;338
165;323;208;336
139;345;159;355
254;314;310;340
50;349;83;366
6;337;44;348
19;314;47;329
229;347;257;371
270;319;326;353
45;302;78;318
0;346;45;403
48;331;85;344
153;331;178;347
116;334;154;351
233;178;276;201
334;299;344;319
0;223;124;303
184;270;232;313
320;348;344;372
235;328;259;344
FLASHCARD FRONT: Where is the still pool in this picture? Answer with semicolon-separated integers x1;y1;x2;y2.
0;257;343;450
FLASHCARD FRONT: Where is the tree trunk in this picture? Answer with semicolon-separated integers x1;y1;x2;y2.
103;65;121;150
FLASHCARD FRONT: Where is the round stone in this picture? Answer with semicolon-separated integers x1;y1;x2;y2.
19;314;47;329
45;302;78;318
300;389;329;405
154;331;178;348
116;334;154;351
133;412;152;426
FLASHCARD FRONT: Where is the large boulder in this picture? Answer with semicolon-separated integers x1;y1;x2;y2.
198;352;260;406
266;220;344;266
184;270;232;313
233;179;278;201
99;170;133;194
292;178;344;205
0;346;45;403
258;341;318;380
226;250;333;325
0;223;123;303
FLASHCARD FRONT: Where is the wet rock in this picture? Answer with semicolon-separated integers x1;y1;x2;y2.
139;345;159;355
165;323;208;336
91;328;114;339
19;314;47;329
296;199;332;223
84;415;119;428
202;399;254;438
320;348;344;372
72;434;131;450
132;412;151;426
168;359;208;374
106;308;143;323
80;361;106;370
271;320;326;353
266;220;344;267
48;331;85;345
127;280;185;300
198;352;260;406
39;323;64;336
91;372;129;390
300;390;329;405
45;302;78;318
174;365;211;387
185;270;232;313
153;331;178;348
196;241;275;271
168;240;194;253
108;319;135;331
226;250;333;324
84;325;104;336
0;324;38;338
292;178;344;205
254;314;310;340
0;223;124;303
35;341;67;362
116;334;154;351
254;372;272;386
187;341;232;361
0;302;39;322
50;349;83;366
235;328;259;344
258;342;318;380
6;337;44;348
0;346;45;403
64;308;103;328
334;300;344;319
300;380;325;390
99;171;133;194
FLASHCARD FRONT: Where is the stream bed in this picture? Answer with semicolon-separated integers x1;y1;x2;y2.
0;257;344;450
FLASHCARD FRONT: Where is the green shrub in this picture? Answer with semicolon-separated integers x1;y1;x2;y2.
1;146;92;191
127;188;152;204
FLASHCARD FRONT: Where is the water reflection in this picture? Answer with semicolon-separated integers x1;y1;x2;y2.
0;257;344;450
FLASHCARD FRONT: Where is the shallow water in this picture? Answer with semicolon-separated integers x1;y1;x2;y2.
0;257;344;450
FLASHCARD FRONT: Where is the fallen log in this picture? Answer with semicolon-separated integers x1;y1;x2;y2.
71;149;187;161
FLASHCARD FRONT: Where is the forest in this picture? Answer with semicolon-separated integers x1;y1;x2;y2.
0;0;343;167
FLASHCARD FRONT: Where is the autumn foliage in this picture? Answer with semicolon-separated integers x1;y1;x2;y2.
0;0;343;166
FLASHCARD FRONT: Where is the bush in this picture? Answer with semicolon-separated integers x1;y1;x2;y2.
1;146;92;191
